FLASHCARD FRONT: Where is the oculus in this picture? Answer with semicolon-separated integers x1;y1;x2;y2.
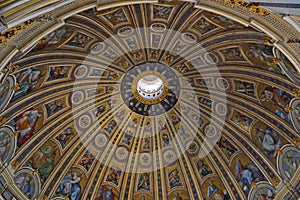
120;62;180;116
137;75;164;101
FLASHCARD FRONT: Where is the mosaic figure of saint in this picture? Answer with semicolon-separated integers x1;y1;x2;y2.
56;172;82;200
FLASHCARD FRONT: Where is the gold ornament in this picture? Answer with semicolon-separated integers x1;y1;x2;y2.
284;106;292;112
264;36;274;45
273;57;281;65
275;148;282;155
121;61;128;67
33;169;39;175
9;65;19;73
135;53;142;60
165;56;173;63
151;52;157;58
226;0;270;16
0;116;7;124
12;83;20;91
251;182;257;188
293;137;300;146
11;160;19;170
272;177;280;185
293;88;300;97
13;132;19;137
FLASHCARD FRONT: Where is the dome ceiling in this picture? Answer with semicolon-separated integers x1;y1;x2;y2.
0;1;300;200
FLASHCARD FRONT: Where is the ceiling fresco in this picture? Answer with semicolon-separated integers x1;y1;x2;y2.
0;1;300;200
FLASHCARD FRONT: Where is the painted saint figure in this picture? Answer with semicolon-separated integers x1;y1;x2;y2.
178;126;189;140
0;80;9;105
169;169;182;189
256;128;281;158
217;137;237;157
193;17;217;34
233;111;253;131
95;187;115;200
95;187;103;200
207;181;223;200
106;167;121;185
105;188;114;200
13;109;42;146
283;151;300;179
122;134;133;146
104;9;127;24
56;172;82;200
0;131;11;162
192;114;204;127
35;27;67;50
260;86;291;122
142;137;150;150
196;159;212;177
153;5;172;20
15;174;34;199
235;80;255;97
68;33;90;47
30;142;57;182
235;158;264;195
79;151;95;171
254;188;275;200
104;120;117;134
173;193;183;200
162;133;170;147
45;100;64;117
13;67;44;100
56;127;74;148
48;66;69;80
138;173;150;191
